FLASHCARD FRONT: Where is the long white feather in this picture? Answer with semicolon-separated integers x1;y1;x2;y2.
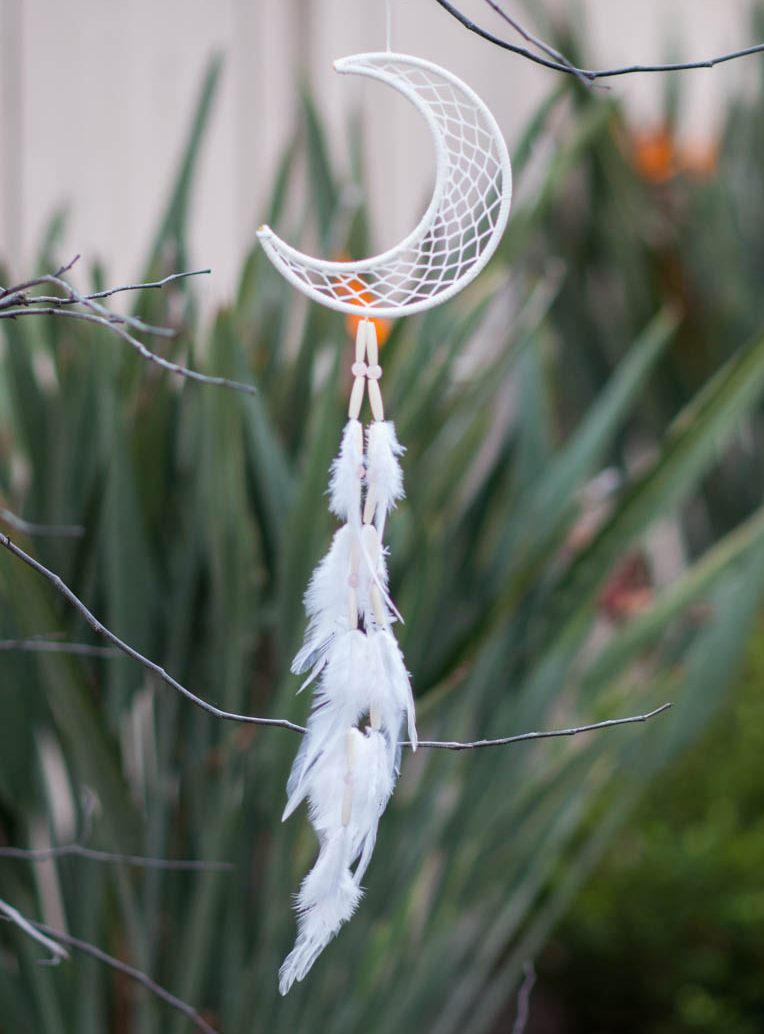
366;421;405;533
291;525;353;677
369;629;418;755
283;631;374;820
278;831;361;995
329;419;364;524
279;727;396;994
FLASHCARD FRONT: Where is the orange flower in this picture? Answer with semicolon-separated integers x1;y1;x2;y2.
631;127;678;183
629;125;719;183
333;256;392;346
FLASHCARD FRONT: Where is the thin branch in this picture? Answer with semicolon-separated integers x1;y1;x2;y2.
0;521;672;750
0;258;257;397
84;268;213;303
28;920;219;1034
433;0;764;80
0;527;305;734
483;0;594;89
409;703;672;751
0;843;233;871
0;898;69;965
512;961;537;1034
0;508;84;538
0;638;120;658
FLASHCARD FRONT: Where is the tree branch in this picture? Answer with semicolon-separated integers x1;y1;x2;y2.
482;0;594;89
0;524;305;734
0;637;120;657
409;703;672;750
0;508;84;538
0;843;233;871
0;516;671;750
512;961;537;1034
27;919;219;1034
0;257;256;397
433;0;764;80
0;898;69;965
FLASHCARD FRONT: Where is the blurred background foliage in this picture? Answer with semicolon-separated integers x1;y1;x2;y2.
1;23;764;1034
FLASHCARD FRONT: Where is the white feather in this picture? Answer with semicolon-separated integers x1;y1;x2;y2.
350;729;395;884
366;421;405;530
291;525;353;676
329;419;364;524
281;419;415;994
368;629;418;755
279;728;396;993
278;831;361;995
284;631;374;820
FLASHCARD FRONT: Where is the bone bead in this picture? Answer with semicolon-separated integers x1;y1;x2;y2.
363;484;378;526
365;320;379;366
370;583;386;626
348;377;366;420
355;319;368;363
368;378;384;422
348;418;364;462
370;705;381;731
342;775;353;827
362;522;380;566
348;586;358;630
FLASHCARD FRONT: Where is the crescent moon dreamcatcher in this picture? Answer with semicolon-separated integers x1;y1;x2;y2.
258;37;512;996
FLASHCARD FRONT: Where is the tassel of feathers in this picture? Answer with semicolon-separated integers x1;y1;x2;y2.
279;416;417;995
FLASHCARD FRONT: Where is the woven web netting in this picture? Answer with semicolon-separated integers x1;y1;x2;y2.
259;54;511;318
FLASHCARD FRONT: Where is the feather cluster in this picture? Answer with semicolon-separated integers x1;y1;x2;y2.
279;418;416;996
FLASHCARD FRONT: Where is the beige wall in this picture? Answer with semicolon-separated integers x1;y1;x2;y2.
0;0;756;304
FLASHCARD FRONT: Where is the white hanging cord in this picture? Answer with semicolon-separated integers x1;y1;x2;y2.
386;0;393;52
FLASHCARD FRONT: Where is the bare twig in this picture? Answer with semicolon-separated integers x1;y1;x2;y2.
433;0;764;81
410;704;672;750
0;508;84;538
0;521;672;749
0;638;120;658
0;898;69;965
84;269;213;303
28;920;219;1034
0;843;233;871
512;961;537;1034
0;527;305;733
483;0;594;89
0;258;257;397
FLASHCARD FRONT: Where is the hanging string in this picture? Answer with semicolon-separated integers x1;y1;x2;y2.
386;0;393;52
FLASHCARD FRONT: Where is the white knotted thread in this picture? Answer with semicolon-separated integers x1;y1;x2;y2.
280;319;416;994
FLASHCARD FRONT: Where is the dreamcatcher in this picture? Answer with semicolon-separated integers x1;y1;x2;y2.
257;21;512;996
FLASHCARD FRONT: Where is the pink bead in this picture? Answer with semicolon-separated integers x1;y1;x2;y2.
367;364;382;380
348;574;359;589
355;464;366;479
351;361;368;378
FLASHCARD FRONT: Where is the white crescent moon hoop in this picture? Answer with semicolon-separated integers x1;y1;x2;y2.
257;53;512;319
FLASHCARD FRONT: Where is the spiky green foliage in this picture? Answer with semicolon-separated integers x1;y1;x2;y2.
1;55;764;1034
